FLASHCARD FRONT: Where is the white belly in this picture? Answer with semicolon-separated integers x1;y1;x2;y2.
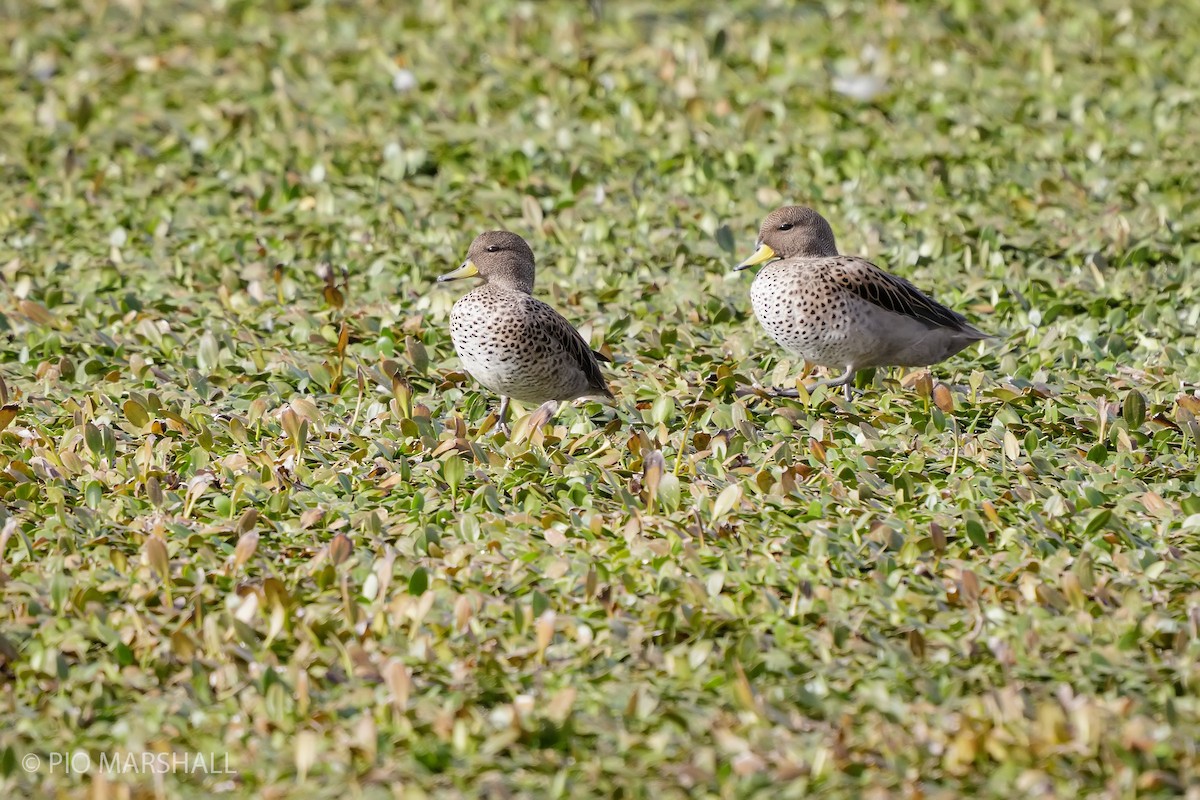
449;297;592;402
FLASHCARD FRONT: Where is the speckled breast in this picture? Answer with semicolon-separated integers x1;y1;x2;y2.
749;263;862;368
449;293;587;403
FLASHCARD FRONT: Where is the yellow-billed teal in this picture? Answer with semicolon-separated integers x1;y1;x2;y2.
438;230;613;429
736;206;990;400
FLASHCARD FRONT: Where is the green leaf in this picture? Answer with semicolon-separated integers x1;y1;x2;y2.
658;472;682;512
197;332;219;373
965;519;987;547
123;399;150;428
84;422;103;456
408;567;428;596
715;224;735;253
1083;509;1111;535
650;396;676;425
443;455;465;495
1122;389;1146;428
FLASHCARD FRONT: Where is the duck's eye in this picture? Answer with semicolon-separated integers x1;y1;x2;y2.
486;245;499;252
778;222;794;231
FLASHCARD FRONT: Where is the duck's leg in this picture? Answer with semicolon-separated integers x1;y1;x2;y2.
497;396;511;434
737;364;856;400
735;382;799;398
805;365;858;401
766;361;816;397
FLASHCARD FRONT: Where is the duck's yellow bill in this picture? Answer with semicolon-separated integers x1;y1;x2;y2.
735;243;776;271
437;259;479;282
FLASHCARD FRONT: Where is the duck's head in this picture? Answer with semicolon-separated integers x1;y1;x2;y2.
438;230;536;293
735;206;839;270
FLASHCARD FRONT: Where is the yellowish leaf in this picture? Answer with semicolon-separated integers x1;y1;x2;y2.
712;483;743;522
329;532;353;566
642;449;664;508
0;404;18;433
18;299;54;326
959;570;980;605
383;659;411;710
294;731;318;781
932;383;955;412
144;536;170;582
535;610;556;657
455;595;473;631
1003;429;1020;462
545;687;576;724
233;530;259;570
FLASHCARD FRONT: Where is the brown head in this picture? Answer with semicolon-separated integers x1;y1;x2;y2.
437;230;536;293
735;206;839;270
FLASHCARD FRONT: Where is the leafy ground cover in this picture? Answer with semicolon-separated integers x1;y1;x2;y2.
2;0;1200;797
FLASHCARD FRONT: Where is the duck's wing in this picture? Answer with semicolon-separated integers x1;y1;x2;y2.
826;256;988;336
529;298;615;397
